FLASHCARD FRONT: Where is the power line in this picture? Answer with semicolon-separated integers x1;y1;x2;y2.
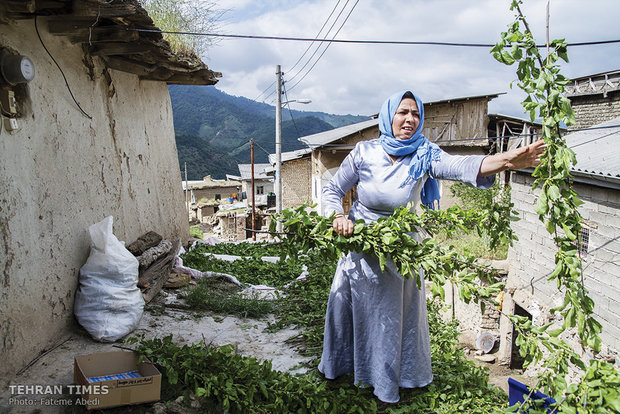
125;27;620;48
288;0;360;93
282;79;302;139
286;0;353;85
256;0;353;104
287;0;345;74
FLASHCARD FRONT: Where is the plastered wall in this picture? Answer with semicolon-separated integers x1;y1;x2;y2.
0;18;189;381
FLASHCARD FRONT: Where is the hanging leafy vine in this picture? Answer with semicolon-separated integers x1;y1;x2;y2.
492;1;618;412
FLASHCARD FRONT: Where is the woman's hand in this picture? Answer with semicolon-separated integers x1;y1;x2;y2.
479;140;546;177
333;216;354;237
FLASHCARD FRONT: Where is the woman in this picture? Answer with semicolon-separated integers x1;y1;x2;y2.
318;90;544;403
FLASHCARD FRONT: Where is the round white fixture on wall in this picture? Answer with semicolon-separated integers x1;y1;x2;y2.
0;53;35;85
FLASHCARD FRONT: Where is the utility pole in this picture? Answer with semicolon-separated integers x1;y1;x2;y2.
184;162;189;222
250;138;256;241
275;64;283;232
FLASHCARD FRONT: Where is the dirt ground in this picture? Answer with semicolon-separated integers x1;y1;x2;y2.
0;246;529;413
0;288;310;414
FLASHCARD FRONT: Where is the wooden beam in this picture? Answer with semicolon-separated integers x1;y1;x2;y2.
88;41;151;56
47;17;103;34
155;68;220;85
4;0;36;13
66;26;139;44
71;0;137;18
104;56;158;76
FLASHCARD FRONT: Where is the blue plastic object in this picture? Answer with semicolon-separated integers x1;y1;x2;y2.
508;378;557;413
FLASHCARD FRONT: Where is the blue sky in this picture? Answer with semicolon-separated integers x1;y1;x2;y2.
200;0;620;117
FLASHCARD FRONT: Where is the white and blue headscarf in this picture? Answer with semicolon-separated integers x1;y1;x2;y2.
378;90;442;209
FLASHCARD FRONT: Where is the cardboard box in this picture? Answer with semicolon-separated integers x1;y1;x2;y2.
74;350;161;410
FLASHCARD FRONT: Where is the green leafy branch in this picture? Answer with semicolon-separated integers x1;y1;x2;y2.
270;201;514;312
491;1;618;412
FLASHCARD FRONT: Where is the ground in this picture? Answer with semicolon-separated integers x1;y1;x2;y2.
0;289;309;414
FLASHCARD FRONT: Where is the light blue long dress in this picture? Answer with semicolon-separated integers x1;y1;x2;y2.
318;138;494;403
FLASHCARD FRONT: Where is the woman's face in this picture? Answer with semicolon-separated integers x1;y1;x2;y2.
391;98;420;140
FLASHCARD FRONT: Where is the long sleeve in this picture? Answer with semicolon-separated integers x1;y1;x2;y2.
430;150;495;189
322;145;361;216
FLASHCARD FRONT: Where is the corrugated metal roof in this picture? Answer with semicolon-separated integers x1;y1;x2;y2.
299;118;378;148
237;163;272;180
567;117;620;180
268;148;313;164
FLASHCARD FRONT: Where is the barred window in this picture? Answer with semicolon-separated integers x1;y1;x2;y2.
578;227;589;255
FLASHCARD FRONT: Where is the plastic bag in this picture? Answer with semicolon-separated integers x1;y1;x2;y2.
74;216;144;342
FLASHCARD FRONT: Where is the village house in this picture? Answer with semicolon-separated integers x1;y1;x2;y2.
184;175;241;204
0;0;219;383
497;70;620;371
229;163;274;207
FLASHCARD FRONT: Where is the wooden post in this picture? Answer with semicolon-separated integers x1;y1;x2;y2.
250;139;256;241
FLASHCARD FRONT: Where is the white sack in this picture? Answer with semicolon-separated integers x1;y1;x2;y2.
74;216;144;342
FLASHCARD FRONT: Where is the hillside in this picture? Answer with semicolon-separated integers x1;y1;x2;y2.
169;85;371;178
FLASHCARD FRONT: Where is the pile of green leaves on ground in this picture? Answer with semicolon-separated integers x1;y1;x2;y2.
189;225;204;239
184;276;275;318
131;334;378;414
135;241;509;413
181;247;303;288
191;241;285;258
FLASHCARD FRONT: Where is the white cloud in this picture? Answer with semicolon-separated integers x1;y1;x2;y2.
205;0;620;117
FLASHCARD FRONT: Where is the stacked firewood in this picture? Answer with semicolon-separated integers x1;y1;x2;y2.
126;231;180;303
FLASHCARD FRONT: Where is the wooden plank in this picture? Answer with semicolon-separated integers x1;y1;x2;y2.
140;239;180;303
67;26;139;44
88;41;151;56
47;17;103;34
71;0;137;18
104;56;157;76
4;0;36;13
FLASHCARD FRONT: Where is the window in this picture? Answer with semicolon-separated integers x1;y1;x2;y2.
256;186;264;195
578;227;589;255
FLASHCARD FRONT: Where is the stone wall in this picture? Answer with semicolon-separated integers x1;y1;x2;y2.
281;157;312;208
0;19;188;381
569;91;620;130
497;172;620;369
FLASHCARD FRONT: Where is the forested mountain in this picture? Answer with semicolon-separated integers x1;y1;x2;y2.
169;85;370;179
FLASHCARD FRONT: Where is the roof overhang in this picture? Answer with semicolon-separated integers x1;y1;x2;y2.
1;0;221;85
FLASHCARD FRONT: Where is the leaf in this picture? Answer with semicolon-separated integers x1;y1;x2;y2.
547;184;561;201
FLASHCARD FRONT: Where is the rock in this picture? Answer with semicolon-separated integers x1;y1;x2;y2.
165;273;191;288
152;402;167;414
475;354;497;363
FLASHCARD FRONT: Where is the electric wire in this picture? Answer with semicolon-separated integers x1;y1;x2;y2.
288;0;360;93
34;16;93;120
282;79;302;139
286;0;345;74
125;27;620;48
285;0;352;85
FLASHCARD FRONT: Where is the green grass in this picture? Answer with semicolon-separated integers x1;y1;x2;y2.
435;229;508;260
